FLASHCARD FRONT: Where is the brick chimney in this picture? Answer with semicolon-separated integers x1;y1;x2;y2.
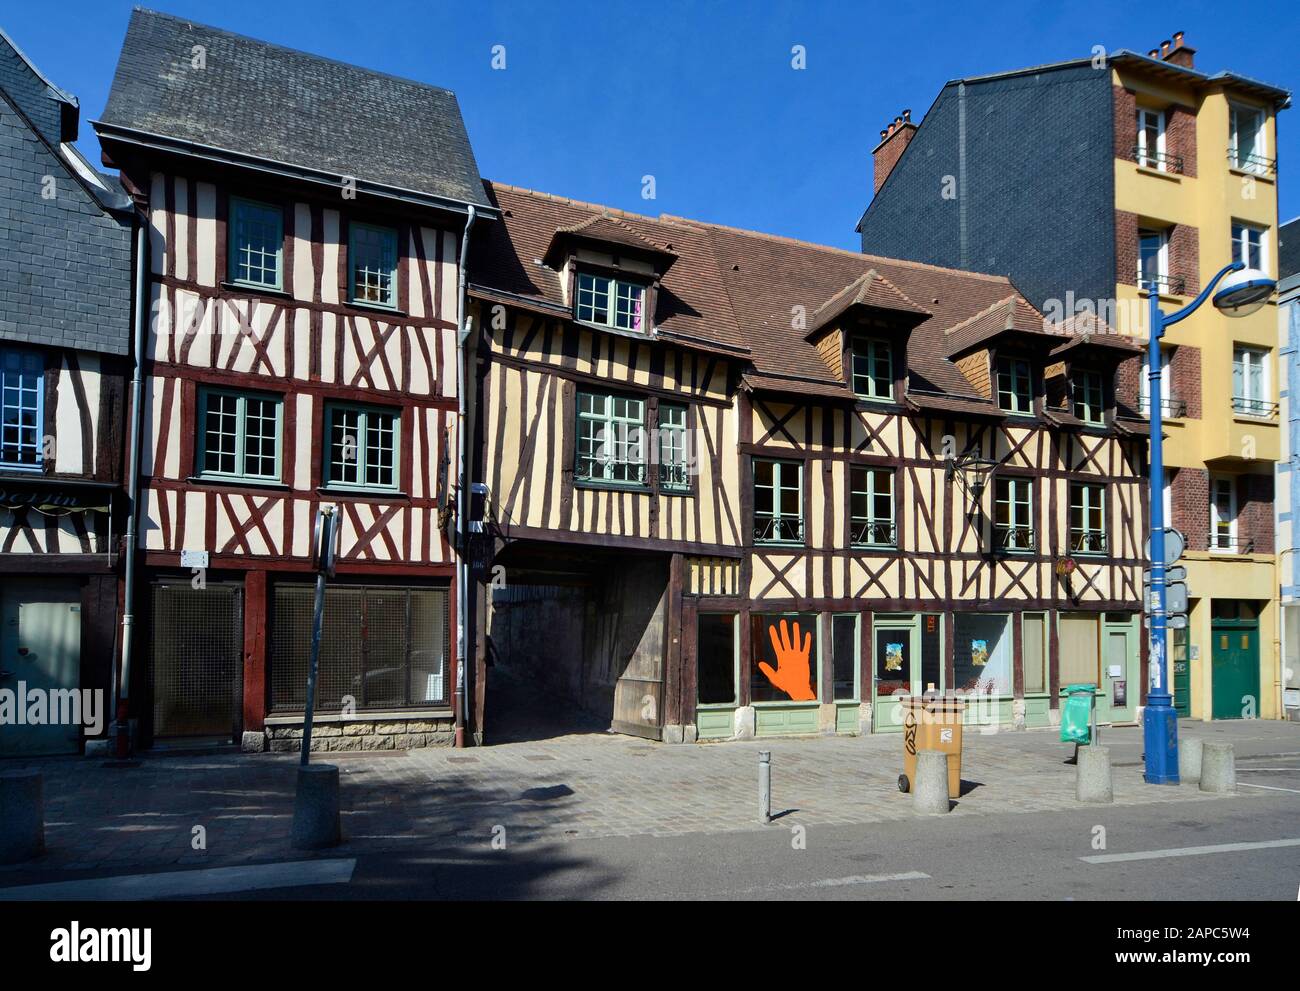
1162;30;1196;69
872;109;918;194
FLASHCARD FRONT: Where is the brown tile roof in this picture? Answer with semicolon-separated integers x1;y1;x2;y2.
544;214;678;269
808;268;929;335
471;181;1053;402
942;294;1058;358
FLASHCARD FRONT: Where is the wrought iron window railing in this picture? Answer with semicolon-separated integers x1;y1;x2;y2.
1071;531;1108;555
1231;396;1278;418
658;461;690;491
574;457;647;486
850;520;897;547
1137;273;1186;296
1227;149;1277;177
993;525;1036;553
1131;145;1184;174
1136;394;1187;418
1208;534;1255;554
754;514;804;544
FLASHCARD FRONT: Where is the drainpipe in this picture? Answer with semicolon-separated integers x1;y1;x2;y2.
115;220;148;758
454;205;477;748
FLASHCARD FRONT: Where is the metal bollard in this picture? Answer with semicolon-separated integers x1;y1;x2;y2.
758;750;771;824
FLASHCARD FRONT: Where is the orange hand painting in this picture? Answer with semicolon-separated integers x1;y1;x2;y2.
758;619;815;701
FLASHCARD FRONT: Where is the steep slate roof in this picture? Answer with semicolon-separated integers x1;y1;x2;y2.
471;181;1056;403
97;8;492;211
0;27;133;356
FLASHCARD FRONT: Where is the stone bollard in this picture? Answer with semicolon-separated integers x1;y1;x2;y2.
1076;745;1113;803
758;751;771;824
1199;742;1235;794
1178;737;1203;784
912;750;951;815
291;764;341;850
0;770;45;864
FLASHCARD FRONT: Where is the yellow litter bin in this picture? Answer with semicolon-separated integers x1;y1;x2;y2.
898;695;966;799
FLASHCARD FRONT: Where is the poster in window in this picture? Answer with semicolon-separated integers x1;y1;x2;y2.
970;639;989;667
751;614;818;702
1112;680;1127;708
875;628;909;696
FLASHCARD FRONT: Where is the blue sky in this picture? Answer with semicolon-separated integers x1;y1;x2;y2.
6;1;1296;248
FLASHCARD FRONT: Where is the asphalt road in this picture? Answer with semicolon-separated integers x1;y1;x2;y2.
197;753;1300;901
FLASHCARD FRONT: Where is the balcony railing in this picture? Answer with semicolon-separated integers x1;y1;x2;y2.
1070;531;1108;555
1136;395;1188;419
1137;273;1187;296
850;520;897;548
993;525;1036;553
1131;145;1184;174
755;515;804;544
1231;396;1278;418
1208;534;1255;554
1227;149;1277;178
575;457;647;486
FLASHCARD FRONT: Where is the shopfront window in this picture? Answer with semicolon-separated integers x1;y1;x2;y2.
1059;612;1100;686
831;614;858;701
697;613;738;706
953;613;1013;695
874;622;912;699
751;613;818;702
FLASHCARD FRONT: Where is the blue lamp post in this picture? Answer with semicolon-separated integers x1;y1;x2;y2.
1143;261;1275;784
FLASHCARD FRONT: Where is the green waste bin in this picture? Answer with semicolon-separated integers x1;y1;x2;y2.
1060;684;1097;744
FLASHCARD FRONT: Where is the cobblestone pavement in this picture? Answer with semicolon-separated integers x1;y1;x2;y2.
2;720;1296;880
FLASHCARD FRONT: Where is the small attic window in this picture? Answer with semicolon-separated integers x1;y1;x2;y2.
576;271;646;331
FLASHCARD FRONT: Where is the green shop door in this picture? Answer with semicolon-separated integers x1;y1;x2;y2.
1211;618;1260;720
1099;615;1139;724
0;580;83;756
1171;628;1191;718
872;614;942;733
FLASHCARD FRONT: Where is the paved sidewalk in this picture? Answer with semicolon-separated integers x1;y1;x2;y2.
1;719;1295;883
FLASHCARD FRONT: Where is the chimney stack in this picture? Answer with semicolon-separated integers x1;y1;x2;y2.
872;109;919;194
1162;30;1196;69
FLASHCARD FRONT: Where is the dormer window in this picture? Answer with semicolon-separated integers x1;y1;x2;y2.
850;336;894;401
1072;370;1106;425
576;272;646;331
996;356;1033;415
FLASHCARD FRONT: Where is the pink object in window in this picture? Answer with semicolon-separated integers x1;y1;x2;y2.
633;293;643;330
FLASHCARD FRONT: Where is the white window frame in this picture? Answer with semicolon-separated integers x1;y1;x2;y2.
575;271;647;332
1232;344;1271;417
1138;347;1172;415
576;390;647;486
996;356;1034;415
1231;221;1267;272
994;475;1035;553
1229;102;1267;174
754;458;804;545
1072;369;1106;425
1138;228;1169;292
1069;481;1107;555
1209;474;1238;553
849;465;896;547
1136;107;1167;170
850;336;894;401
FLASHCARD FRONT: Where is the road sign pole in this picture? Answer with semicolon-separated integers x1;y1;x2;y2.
1142;289;1179;785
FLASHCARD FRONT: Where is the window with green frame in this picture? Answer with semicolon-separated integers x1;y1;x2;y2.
575;271;646;331
849;465;895;546
993;475;1034;552
1069;481;1106;554
753;458;803;543
197;387;282;482
228;196;283;289
1072;369;1106;424
576;391;646;485
850;336;893;401
349;222;399;307
324;403;400;491
657;401;689;491
996;355;1034;415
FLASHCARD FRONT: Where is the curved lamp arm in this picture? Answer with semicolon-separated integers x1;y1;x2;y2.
1157;262;1243;329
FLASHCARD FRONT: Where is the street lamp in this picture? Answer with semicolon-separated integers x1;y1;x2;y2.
1143;261;1275;784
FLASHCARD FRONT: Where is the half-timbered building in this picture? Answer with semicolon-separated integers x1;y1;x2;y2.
94;10;495;751
0;28;134;755
467;182;1150;742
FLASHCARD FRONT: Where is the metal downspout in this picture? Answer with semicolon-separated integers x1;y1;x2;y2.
454;205;477;747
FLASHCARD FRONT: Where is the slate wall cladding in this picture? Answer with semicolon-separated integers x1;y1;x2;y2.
0;100;133;356
858;64;1116;313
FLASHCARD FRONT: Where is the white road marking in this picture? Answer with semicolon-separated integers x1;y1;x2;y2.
1081;838;1300;865
1238;782;1300;794
738;870;929;893
0;858;356;901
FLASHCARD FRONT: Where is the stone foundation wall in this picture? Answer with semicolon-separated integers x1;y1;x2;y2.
263;718;455;753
